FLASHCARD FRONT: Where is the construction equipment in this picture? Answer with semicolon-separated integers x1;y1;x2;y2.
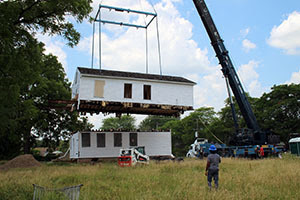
186;138;208;157
186;137;284;158
118;146;149;167
192;0;280;146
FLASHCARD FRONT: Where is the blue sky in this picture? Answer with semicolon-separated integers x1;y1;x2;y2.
38;0;300;127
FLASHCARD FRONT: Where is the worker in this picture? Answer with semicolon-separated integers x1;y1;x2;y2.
205;145;221;190
259;146;264;158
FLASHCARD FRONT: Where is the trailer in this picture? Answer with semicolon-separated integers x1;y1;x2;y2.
70;130;173;161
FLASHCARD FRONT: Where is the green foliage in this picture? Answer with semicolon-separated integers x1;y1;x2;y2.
256;84;300;144
161;107;217;156
0;0;93;158
101;115;136;131
138;115;177;131
0;0;92;47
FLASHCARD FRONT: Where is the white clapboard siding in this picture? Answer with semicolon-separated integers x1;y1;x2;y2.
71;67;195;107
70;131;172;159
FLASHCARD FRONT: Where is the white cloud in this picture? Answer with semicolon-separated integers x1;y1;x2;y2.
237;60;264;97
240;27;250;38
286;69;300;84
267;11;300;55
78;0;211;76
242;39;256;52
37;34;68;72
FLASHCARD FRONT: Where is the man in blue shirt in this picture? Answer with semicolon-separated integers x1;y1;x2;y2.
205;145;221;189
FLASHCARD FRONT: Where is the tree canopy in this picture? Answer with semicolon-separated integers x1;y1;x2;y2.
101;115;136;131
256;84;300;144
0;0;92;159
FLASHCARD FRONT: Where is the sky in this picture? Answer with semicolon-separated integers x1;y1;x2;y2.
38;0;300;128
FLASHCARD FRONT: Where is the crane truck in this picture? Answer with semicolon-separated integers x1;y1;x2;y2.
189;0;282;157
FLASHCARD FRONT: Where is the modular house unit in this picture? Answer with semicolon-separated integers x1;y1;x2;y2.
70;131;173;159
71;67;196;116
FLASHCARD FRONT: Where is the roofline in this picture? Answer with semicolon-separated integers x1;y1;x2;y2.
80;73;196;86
76;67;196;85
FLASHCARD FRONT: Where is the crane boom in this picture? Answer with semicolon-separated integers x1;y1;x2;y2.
192;0;266;145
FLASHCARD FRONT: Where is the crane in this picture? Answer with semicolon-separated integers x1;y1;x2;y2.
192;0;267;145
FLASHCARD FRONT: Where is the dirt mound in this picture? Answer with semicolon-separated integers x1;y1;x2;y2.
0;154;41;171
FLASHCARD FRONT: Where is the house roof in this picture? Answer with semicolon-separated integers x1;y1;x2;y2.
77;67;196;84
289;137;300;143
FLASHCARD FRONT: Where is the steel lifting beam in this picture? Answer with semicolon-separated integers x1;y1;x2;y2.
97;5;157;29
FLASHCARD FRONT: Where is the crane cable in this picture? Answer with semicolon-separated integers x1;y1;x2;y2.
149;0;163;76
139;0;149;74
197;116;225;144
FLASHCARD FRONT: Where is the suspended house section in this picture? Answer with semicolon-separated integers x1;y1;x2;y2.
71;67;196;116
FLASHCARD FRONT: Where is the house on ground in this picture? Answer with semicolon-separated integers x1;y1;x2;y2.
70;131;173;160
71;67;196;117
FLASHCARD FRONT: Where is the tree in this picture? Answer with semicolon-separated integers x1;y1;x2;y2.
162;107;217;156
216;94;260;143
101;115;136;131
0;0;92;158
256;84;300;145
1;0;92;47
138;116;177;131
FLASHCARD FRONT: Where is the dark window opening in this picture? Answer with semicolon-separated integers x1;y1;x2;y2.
97;133;105;147
114;133;122;147
124;83;132;98
130;133;138;146
144;85;151;100
82;133;90;147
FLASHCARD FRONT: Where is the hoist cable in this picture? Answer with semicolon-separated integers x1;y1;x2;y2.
198;117;225;144
149;0;162;75
139;0;149;74
91;21;95;69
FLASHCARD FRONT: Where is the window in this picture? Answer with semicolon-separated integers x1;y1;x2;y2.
130;133;138;146
114;133;122;147
81;133;90;147
124;83;132;98
94;80;105;98
143;85;151;100
97;133;105;147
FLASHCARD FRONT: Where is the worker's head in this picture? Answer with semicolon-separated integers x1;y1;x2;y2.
209;145;217;153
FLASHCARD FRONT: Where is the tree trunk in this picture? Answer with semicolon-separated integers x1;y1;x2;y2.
23;127;31;154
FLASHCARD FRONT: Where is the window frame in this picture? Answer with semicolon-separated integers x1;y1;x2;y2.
129;132;138;146
97;133;106;148
81;133;91;147
124;83;132;99
143;85;151;100
114;133;122;147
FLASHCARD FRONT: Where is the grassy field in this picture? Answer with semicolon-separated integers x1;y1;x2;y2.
0;154;299;200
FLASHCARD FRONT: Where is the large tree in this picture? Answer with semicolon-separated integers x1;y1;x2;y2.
0;0;92;158
138;116;177;131
101;115;136;131
256;84;300;145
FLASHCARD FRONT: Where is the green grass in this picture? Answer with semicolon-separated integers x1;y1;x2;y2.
0;154;299;200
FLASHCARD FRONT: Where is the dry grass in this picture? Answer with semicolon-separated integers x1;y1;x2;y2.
0;154;299;200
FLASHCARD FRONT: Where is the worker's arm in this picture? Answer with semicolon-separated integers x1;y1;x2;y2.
205;161;210;171
205;161;210;176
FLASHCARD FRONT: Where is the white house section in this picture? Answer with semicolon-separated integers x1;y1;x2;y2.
77;75;194;107
71;67;195;117
69;131;172;159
